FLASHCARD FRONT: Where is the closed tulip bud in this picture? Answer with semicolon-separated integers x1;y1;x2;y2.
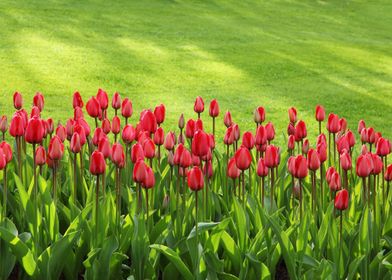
96;88;108;110
326;167;336;184
71;133;82;153
254;106;265;124
339;118;347;132
334;189;349;210
374;132;382;144
140;110;157;134
34;145;46;166
9;114;24;137
98;137;111;159
194;96;204;114
257;158;268;177
132;159;146;183
86;97;101;118
112;92;121;110
376;137;390;156
112;142;125;168
302;139;309;155
242;131;255;150
360;128;368;143
357;120;366;134
66;119;75;140
90;151;106;175
73;91;83;108
295;120;307;141
164;131;176;151
178;133;185;145
13;92;23;110
25;116;44;144
187;166;204;191
293;155;308;178
370;153;383;175
361;144;368;155
192;154;200;166
74;124;87;145
142;166;155;188
45;118;53;135
287;135;295;150
91;128;102;146
56;125;67;142
209;99;220;118
173;143;184;165
74;107;84;120
340;151;352;171
112;116;121;135
224;111;233;128
327;113;340;133
367;127;376;144
288;107;297;124
337;135;350;154
33;92;44;111
137;131;149;145
0;116;8;133
208;134;215;149
234;146;251;170
178;114;185;129
307;149;320;171
48;136;64;160
265;145;279;168
385;164;392;181
328;171;341;191
315;105;325;122
143;138;155;159
167;151;174;166
287;123;295;136
192;130;210;157
232;124;240;142
101;118;111;134
0;149;6;170
317;133;327;145
0;141;12;164
19;110;28;128
180;148;192;168
287;156;295;176
265;122;275;142
346;130;356;147
224;126;235;145
131;143;145;163
121;98;133;118
154;104;166;125
356;154;373;177
154;127;164;146
317;142;327;163
255;125;267;146
30;106;40;118
122;124;136;144
195;119;203;132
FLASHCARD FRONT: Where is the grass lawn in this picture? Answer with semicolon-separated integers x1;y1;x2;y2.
0;0;391;142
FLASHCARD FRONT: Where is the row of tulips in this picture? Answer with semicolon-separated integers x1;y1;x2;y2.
0;90;391;279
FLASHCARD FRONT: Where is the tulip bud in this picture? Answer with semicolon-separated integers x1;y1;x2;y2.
86;97;101;118
337;135;350;155
329;171;341;191
25;116;44;144
265;145;279;168
255;125;267;146
35;145;46;166
56;125;67;142
361;144;368;155
224;126;235;146
327;113;340;134
121;98;133;119
48;136;64;160
315;105;325;122
307;149;320;171
9;113;24;137
112;142;125;168
179;148;192;168
302;139;309;155
370;153;383;175
187;166;204;191
326;167;336;184
209;99;220;118
112;116;121;135
0;116;8;134
90;151;106;175
376;137;390;157
33;92;44;111
71;132;82;153
265;122;275;142
0;141;12;164
295;120;307;141
242;131;255;150
140;110;157;134
234;146;251;171
254;106;265;124
73;91;84;108
288;135;295;151
98;137;111;159
112;92;121;110
164;131;176;151
357;120;366;134
142;166;155;188
195;119;203;131
101;118;111;134
367;127;376;144
0;149;6;170
334;189;349;210
173;143;184;166
133;159;147;183
356;154;373;177
288;107;297;124
339;118;347;132
96;88;108;110
340;151;352;171
194;96;204;114
346;130;356;148
385;164;392;181
13;92;23;110
287;123;295;136
154;104;166;126
192;130;210;157
257;158;268;177
122;124;136;144
167;151;174;166
131;143;145;163
224;111;232;128
293;155;308;179
143;138;155;159
30;106;41;118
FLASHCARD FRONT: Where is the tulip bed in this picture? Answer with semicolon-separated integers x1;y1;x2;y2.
0;91;391;280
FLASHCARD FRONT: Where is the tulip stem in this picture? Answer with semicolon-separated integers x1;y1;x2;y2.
299;179;302;220
318;121;321;135
242;171;245;208
94;117;98;129
116;167;121;236
145;188;149;224
138;183;142;214
195;190;198;244
32;143;38;255
2;166;7;221
333;133;336;165
320;164;324;208
373;174;377;222
261;176;265;207
73;153;77;204
95;175;100;246
102;170;106;200
362;177;367;205
212;117;215;139
339;212;343;272
382;156;386;206
271;167;275;210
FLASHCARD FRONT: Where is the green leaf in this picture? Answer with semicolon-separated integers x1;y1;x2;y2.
187;222;220;239
150;244;193;280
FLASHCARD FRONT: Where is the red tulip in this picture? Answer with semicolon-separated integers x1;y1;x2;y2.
192;130;210;157
187;166;204;191
224;111;233;128
337;135;350;154
224;126;235;146
30;106;40;118
264;145;279;168
307;149;320;171
234;146;251;170
0;116;8;134
154;104;166;125
287;123;295;136
287;135;295;151
357;120;366;134
152;126;164;146
133;159;147;183
86;97;101;118
9;114;24;137
374;132;382;144
376;137;390;156
101;118;111;134
295;120;307;141
25;116;44;144
74;107;84;120
232;124;240;142
288;107;297;124
112;116;121;135
13;92;23;110
173;143;185;165
71;133;82;153
142;166;155;188
329;171;341;191
242;131;255;150
346;130;356;148
96;88;108;110
0;149;6;170
163;132;176;151
185;119;195;139
0;141;12;164
327;113;340;133
340;151;352;171
137;131;149;145
35;145;46;166
293;155;308;178
265;122;275;142
112;143;125;168
112;92;121;110
385;164;392;181
195;119;203;131
302;139;309;155
33;92;44;111
48;136;64;160
226;157;240;179
326;167;336;184
98;137;111;159
255;125;267;146
367;127;376;144
121;98;133;119
316;142;327;163
257;158;268;177
254;106;265;124
142;138;155;159
315;105;325;122
178;114;185;130
92;128;103;146
74;124;86;145
194;96;204;114
339;118;347;132
180;148;192;168
140;110;157;134
356;154;373;177
73;91;83;108
370;153;383;175
122;124;136;144
334;189;349;210
209;99;220;118
56;125;66;142
361;144;368;155
89;151;106;175
131;143;145;163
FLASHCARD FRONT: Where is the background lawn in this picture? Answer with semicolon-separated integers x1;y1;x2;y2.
0;0;391;143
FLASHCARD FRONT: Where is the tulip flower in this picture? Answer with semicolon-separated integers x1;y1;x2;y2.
187;166;204;241
112;116;121;141
154;104;166;126
242;131;255;150
192;130;210;158
194;96;204;118
97;88;108;112
0;141;12;220
48;135;64;161
209;99;219;136
254;106;265;126
265;122;275;143
257;158;268;206
302;139;309;155
33;92;44;112
178;113;185;131
293;155;308;218
224;111;233;128
315;105;325;133
288;135;295;155
25;116;44;144
112;92;121;114
140;110;157;135
86;97;101;127
288;107;297;124
121;98;133;124
101;118;111;134
73;91;84;108
143;138;155;165
227;157;241;181
0;116;7;140
234;146;252;171
98;137;111;159
13;91;23;110
327;113;340;163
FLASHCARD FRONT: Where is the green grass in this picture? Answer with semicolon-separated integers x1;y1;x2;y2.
0;0;391;142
